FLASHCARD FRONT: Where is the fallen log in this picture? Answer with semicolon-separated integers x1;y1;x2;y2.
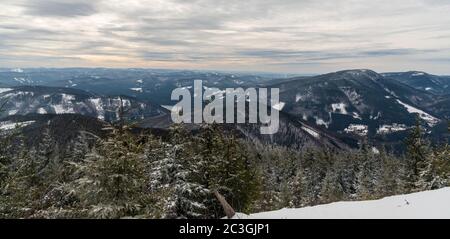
214;190;236;219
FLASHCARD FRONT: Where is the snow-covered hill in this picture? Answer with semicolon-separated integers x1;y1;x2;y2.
0;86;163;122
235;188;450;219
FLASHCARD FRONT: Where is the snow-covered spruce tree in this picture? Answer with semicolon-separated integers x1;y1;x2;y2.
405;119;432;192
303;149;332;206
416;143;450;191
0;116;24;218
0;128;59;218
320;165;344;204
1;149;46;217
356;143;381;200
0;101;22;189
430;143;450;187
0;125;18;190
250;144;290;211
0;133;11;189
273;149;298;208
71;127;152;218
31;133;95;218
289;168;307;208
375;149;403;197
147;124;208;219
420;122;450;190
53;132;93;186
195;124;260;218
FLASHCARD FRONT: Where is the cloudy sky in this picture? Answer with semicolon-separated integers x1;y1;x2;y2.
1;0;450;74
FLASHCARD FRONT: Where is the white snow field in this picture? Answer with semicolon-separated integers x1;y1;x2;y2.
233;188;450;219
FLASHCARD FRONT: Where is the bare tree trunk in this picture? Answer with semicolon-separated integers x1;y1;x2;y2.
214;191;236;219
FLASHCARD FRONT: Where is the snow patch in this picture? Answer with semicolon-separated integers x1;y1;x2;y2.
331;103;348;114
377;124;408;134
11;68;24;73
62;94;75;101
130;88;143;93
315;117;329;128
302;126;320;138
340;87;363;106
52;104;75;114
89;98;105;120
50;94;76;114
396;99;439;126
234;188;450;219
0;121;35;130
352;112;362;120
8;109;18;115
295;94;302;103
370;112;382;120
372;147;380;154
344;124;368;136
384;88;398;98
0;88;13;94
37;108;47;114
14;77;32;84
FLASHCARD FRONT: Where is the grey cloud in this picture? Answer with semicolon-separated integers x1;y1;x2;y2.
360;49;437;57
237;50;322;58
0;54;82;64
139;17;224;31
23;0;97;17
0;0;449;73
235;48;434;61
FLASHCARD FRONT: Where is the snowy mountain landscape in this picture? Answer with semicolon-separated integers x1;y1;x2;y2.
1;68;449;220
1;68;448;151
1;0;450;223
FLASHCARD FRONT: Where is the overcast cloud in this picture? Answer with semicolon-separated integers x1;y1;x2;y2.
0;0;449;74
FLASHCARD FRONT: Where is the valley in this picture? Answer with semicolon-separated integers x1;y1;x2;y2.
1;68;448;152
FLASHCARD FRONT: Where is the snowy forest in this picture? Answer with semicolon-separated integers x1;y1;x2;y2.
0;115;449;218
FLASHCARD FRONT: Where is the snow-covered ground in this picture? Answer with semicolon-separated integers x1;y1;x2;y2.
331;103;348;114
396;99;439;126
130;87;143;93
0;88;13;94
233;188;450;219
0;121;35;130
377;123;409;134
301;126;320;138
344;124;368;136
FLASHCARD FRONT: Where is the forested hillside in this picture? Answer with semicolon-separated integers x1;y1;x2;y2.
1;112;448;218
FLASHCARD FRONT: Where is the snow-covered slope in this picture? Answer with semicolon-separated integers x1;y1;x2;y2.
0;86;163;122
235;188;450;219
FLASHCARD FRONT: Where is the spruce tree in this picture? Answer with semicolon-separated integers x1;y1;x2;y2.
405;118;432;191
71;127;152;218
195;124;260;217
376;150;402;197
147;124;207;218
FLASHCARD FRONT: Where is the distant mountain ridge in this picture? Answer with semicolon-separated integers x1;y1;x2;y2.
382;71;450;95
269;69;449;150
1;68;449;152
